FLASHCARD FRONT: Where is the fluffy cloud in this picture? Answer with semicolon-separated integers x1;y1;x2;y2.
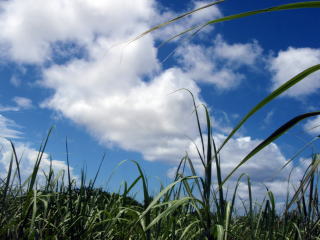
0;114;76;181
42;60;204;162
0;0;157;63
212;35;263;66
13;96;33;109
1;0;305;203
175;35;263;89
0;0;264;166
303;116;320;135
268;47;320;97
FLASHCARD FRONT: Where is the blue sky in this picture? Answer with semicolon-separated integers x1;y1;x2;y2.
0;0;320;201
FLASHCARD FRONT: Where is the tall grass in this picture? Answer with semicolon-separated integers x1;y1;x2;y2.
1;0;320;239
1;114;320;239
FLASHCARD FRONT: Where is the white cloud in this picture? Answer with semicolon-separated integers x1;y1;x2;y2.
1;0;305;203
0;0;264;167
0;97;33;112
268;47;320;97
174;35;262;89
187;134;290;181
213;35;263;66
42;60;204;162
175;43;243;89
0;0;157;63
13;96;33;109
0;0;226;165
0;114;21;138
303;116;320;135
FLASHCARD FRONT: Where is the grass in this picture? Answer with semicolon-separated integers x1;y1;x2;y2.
0;116;320;239
1;0;320;239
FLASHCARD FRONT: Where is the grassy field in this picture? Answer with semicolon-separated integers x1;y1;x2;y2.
1;1;320;239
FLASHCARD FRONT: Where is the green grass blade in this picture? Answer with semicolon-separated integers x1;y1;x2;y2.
163;2;320;43
186;154;205;201
28;127;54;192
179;220;200;240
288;154;320;210
247;176;254;240
224;202;231;240
1;154;14;207
10;140;22;189
123;176;142;197
215;224;224;240
90;153;106;189
145;197;192;231
131;160;151;240
219;64;320;153
135;176;198;224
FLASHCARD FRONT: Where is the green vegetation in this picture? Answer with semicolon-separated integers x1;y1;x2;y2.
1;1;320;239
1;107;320;239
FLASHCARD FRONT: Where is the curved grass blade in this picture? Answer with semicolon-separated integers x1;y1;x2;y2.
179;220;200;240
287;154;320;210
134;176;198;226
219;64;320;153
279;135;320;174
144;197;192;231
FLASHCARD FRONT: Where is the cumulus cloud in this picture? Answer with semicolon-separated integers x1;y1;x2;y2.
212;35;263;66
174;35;263;89
1;0;301;203
0;0;157;63
268;47;320;97
42;61;204;162
0;114;76;182
0;0;265;166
